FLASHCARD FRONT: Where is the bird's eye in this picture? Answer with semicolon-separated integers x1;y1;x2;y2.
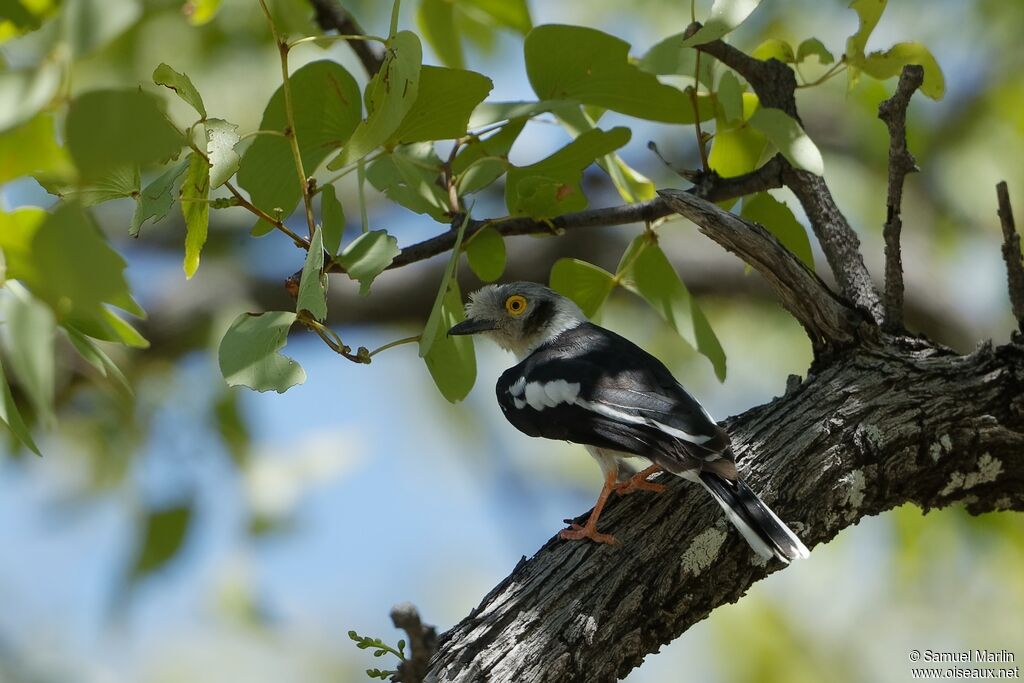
505;295;528;316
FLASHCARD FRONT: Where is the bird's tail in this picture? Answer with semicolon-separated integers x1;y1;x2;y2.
698;472;810;564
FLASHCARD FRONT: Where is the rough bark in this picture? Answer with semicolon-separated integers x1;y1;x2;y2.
424;337;1024;682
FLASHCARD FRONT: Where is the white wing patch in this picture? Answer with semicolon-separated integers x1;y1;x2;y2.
508;378;581;411
575;398;714;445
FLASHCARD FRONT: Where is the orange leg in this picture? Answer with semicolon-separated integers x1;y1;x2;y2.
614;464;666;496
560;469;619;545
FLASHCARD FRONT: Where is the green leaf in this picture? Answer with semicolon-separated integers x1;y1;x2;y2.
297;226;327;321
465;226;505;282
505;126;630;218
218;311;306;393
420;215;469;358
796;38;834;65
181;151;210;279
0;113;72;184
464;0;531;34
617;235;726;380
129;503;191;582
66;89;183;179
237;61;361;228
68;165;140;206
422;278;476;403
152;63;207;119
184;0;220;26
131;159;189;237
320;184;345;256
468;99;575;127
336;230;400;296
417;0;463;69
752;38;794;63
740;192;814;269
0;61;62;132
526;25;702;123
556;105;654;203
2;283;55;426
366;144;448;221
205;118;240;188
708;123;768;178
390;65;492;144
860;42;945;100
452;118;525;195
62;0;140;58
748;107;823;175
96;308;149;348
637;34;714;87
328;31;422;168
682;0;762;47
717;71;744;124
846;0;887;60
0;353;40;455
64;326;131;392
549;258;615;318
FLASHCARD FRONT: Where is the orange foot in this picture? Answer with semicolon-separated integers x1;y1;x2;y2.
614;465;666;496
559;522;618;545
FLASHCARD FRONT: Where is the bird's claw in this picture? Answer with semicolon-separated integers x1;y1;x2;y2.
559;522;618;545
614;479;666;496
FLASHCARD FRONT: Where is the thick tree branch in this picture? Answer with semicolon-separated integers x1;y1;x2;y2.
878;65;925;332
426;338;1024;682
997;181;1024;332
391;603;438;683
307;0;384;76
685;21;885;323
658;189;865;349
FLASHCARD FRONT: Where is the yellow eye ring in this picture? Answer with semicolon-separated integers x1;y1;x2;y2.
505;294;528;316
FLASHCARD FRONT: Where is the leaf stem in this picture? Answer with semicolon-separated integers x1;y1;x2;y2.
238;129;288;141
368;335;421;357
316;151;384;192
691;50;710;171
288;33;387;50
357;160;369;233
389;0;402;38
225;180;309;247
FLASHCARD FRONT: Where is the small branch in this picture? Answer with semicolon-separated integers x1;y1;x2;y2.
390;603;437;683
878;64;925;332
997;181;1024;331
224;180;309;248
307;0;385;76
659;189;863;348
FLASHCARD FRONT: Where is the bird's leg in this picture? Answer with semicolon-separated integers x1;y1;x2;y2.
614;464;666;496
559;469;619;545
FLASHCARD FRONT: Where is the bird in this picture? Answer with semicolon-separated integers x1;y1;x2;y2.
447;281;809;563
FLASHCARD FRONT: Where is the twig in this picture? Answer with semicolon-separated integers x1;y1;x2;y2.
306;0;385;76
997;181;1024;331
224;180;308;247
390;603;437;683
877;64;924;332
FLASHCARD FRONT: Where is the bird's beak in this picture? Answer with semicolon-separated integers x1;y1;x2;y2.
448;317;498;336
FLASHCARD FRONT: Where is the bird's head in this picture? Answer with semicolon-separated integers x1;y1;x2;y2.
448;282;586;359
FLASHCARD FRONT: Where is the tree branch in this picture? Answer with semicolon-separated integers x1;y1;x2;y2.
307;0;384;76
997;181;1024;332
391;603;438;683
425;338;1024;682
684;21;885;323
878;65;925;332
658;189;864;349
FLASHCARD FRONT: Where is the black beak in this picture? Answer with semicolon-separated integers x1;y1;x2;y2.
448;318;498;336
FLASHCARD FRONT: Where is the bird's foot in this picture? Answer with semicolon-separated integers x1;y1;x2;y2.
614;466;667;496
559;522;618;545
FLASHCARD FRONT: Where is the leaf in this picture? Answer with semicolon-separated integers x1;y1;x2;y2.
419;215;469;358
131;159;189;236
69;165;140;206
617;235;726;380
708;123;768;178
846;0;887;60
637;34;714;87
752;38;794;63
526;25;703;123
64;326;131;391
65;89;183;178
129;503;191;582
320;184;345;256
0;61;62;132
465;226;505;282
417;0;463;69
336;230;400;296
1;283;55;426
682;0;762;47
549;258;615;318
62;0;141;58
366;144;448;221
796;38;834;65
297;226;327;321
96;308;149;348
237;61;362;228
181;151;210;279
218;311;306;393
0;113;72;184
716;71;744;124
748;107;823;175
184;0;220;25
328;31;422;168
389;65;492;144
152;63;207;119
0;354;40;455
422;278;476;403
452;118;525;194
468;99;575;127
556;106;654;203
505;127;630;218
740;192;814;270
860;42;945;100
464;0;531;34
204;118;240;188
